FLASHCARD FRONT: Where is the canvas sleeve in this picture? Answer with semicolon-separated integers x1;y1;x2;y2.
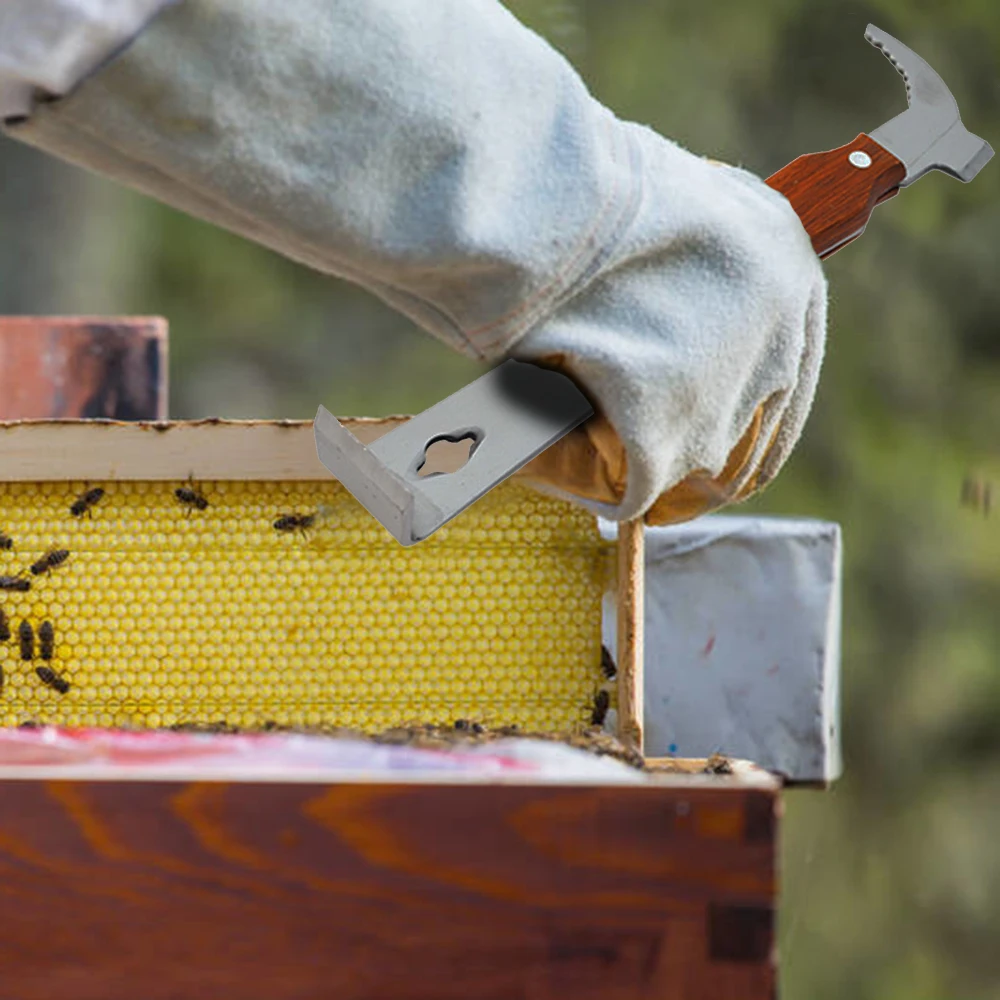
0;0;176;121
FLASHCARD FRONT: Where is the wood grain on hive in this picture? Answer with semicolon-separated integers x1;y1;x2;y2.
0;770;777;1000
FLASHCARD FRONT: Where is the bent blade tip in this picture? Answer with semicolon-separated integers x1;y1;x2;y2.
313;406;416;546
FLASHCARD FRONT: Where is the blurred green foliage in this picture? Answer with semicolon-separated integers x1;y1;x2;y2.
0;1;997;996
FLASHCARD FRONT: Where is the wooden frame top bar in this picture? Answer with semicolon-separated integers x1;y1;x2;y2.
0;417;411;481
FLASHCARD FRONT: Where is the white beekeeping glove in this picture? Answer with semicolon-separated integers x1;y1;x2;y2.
513;138;828;525
3;0;829;525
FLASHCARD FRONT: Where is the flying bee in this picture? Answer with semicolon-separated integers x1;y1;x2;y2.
0;530;13;551
18;620;33;661
590;689;610;728
35;666;70;695
38;621;54;661
961;476;992;518
30;548;70;576
600;644;617;680
174;475;209;516
0;574;30;593
0;608;9;642
70;486;105;518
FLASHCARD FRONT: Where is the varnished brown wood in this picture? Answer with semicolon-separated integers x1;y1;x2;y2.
0;778;776;1000
617;519;645;754
766;133;906;259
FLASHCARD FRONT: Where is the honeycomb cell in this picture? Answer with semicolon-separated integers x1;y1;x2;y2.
0;480;611;731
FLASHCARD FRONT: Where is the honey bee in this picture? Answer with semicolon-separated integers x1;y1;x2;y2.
0;574;30;593
174;475;209;516
35;666;70;695
961;476;992;517
704;752;733;775
0;608;9;643
600;644;617;680
30;548;70;576
273;512;317;536
38;621;54;661
70;486;105;518
18;620;33;661
0;530;13;551
590;689;610;728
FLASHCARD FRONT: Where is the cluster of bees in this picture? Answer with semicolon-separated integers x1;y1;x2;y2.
0;544;74;695
0;612;67;694
0;479;332;702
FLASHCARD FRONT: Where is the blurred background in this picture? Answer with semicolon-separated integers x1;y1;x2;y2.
0;0;997;995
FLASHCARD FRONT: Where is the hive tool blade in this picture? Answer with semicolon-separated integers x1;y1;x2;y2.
314;360;594;546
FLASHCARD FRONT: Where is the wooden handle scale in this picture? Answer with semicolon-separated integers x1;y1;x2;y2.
765;133;906;259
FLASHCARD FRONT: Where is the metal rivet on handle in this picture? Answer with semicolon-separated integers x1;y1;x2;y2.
848;151;872;168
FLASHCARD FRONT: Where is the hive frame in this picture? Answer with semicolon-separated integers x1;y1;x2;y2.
0;417;645;750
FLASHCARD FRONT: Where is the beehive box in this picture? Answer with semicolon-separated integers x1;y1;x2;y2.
0;417;778;1000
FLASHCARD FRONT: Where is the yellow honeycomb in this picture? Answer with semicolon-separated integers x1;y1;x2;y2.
0;479;611;731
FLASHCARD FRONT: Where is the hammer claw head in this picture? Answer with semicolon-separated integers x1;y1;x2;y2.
865;23;993;185
865;24;955;117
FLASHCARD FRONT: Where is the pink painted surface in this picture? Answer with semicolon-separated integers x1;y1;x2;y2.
0;726;568;778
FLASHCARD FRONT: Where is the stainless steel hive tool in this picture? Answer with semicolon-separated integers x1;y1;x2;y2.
315;23;992;546
314;360;594;545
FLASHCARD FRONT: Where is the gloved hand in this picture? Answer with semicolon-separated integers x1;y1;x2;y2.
2;0;828;525
518;392;773;526
513;146;828;526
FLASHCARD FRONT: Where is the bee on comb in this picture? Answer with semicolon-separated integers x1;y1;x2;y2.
70;486;105;518
35;666;70;695
600;644;617;680
273;512;317;537
590;689;610;728
38;621;54;661
30;548;70;577
18;620;33;661
175;475;210;516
